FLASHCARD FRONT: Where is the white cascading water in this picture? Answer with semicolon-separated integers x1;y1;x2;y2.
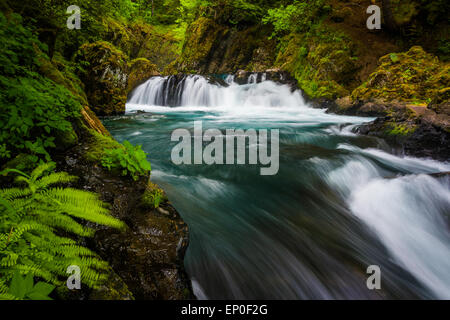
326;145;450;299
128;74;304;109
127;75;373;125
124;74;450;299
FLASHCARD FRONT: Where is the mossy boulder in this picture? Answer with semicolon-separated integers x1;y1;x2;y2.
351;46;450;104
76;41;129;116
127;58;159;93
76;41;163;116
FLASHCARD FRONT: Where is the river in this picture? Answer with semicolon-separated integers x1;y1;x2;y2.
103;74;450;299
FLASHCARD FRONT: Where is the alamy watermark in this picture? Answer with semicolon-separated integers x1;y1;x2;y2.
366;5;381;30
67;265;81;290
366;265;381;290
171;121;279;176
66;5;81;30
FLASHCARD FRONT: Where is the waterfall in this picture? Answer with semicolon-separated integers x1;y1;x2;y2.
127;74;306;111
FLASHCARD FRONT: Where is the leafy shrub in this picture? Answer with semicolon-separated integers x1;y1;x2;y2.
0;12;81;163
0;163;125;298
262;0;328;38
101;140;151;181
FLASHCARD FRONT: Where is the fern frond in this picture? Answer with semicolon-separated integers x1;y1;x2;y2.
30;162;55;182
0;188;32;201
35;172;78;190
45;188;125;230
0;293;18;300
0;162;126;291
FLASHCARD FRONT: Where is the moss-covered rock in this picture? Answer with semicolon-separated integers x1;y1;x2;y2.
127;58;159;93
83;129;122;163
89;268;134;300
76;41;129;116
351;46;449;104
102;18;181;72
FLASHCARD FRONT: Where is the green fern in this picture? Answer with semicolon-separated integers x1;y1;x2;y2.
0;162;126;297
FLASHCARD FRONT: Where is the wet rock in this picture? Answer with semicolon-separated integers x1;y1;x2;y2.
233;70;297;88
55;128;194;300
89;268;134;300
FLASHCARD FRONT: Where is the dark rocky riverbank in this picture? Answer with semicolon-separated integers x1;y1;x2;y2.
53;110;194;300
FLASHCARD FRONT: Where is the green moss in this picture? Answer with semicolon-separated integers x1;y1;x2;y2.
385;122;417;136
76;41;128;116
127;58;159;92
352;46;449;104
274;25;357;99
84;129;123;163
177;17;226;71
54;125;78;150
2;153;39;172
141;182;167;209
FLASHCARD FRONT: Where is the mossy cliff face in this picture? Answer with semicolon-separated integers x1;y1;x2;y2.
274;27;359;100
176;17;276;74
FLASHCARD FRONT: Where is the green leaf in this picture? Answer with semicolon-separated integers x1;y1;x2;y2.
26;282;55;300
8;271;27;299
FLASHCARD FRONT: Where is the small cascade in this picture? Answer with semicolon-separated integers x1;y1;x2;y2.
127;74;306;110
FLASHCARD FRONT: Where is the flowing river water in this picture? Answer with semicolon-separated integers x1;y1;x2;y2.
103;74;450;299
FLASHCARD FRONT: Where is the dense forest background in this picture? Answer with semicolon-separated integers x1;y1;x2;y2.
0;0;449;300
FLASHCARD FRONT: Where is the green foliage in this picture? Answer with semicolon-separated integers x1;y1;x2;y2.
0;12;81;163
262;0;328;38
101;140;151;181
5;271;55;300
142;182;166;209
178;0;268;26
0;163;125;296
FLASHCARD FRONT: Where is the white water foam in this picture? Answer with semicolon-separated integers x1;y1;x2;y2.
327;147;450;298
126;75;374;125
